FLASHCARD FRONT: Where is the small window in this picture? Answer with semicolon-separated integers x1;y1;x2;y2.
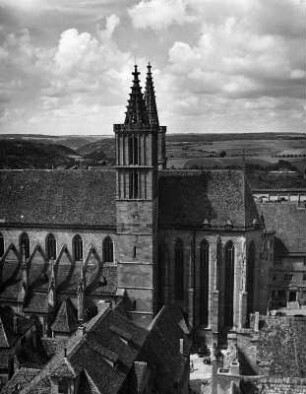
128;135;139;165
103;237;114;262
46;233;56;260
72;234;83;261
174;239;184;300
20;232;30;259
284;274;293;281
0;232;4;257
133;246;137;259
303;274;306;281
129;171;139;199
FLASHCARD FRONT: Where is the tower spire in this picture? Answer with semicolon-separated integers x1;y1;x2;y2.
144;63;159;127
125;65;149;126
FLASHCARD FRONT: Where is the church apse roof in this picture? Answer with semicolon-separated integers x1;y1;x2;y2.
0;169;116;228
159;169;261;230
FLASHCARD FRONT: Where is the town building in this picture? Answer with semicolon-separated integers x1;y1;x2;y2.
1;302;191;394
0;64;269;352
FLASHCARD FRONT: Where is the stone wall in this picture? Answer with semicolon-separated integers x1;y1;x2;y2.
0;227;117;263
241;377;306;394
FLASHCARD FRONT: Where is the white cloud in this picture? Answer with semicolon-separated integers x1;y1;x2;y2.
54;29;99;72
128;0;195;30
97;14;120;41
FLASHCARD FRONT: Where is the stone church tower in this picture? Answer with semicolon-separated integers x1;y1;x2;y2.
114;65;161;327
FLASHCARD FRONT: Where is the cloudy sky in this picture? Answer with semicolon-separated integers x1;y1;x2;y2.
0;0;304;135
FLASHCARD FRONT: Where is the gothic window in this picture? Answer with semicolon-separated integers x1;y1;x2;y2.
158;244;166;306
46;233;56;260
129;171;139;199
175;239;184;301
0;232;4;257
128;135;139;165
199;240;209;326
73;235;83;261
20;232;30;259
103;236;114;262
224;241;235;328
247;242;256;318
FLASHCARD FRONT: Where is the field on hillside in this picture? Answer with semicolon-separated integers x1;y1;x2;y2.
0;133;305;189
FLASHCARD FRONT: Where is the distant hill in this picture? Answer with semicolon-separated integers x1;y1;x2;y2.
0;139;81;169
166;132;305;143
0;133;305;190
0;134;104;151
77;138;115;166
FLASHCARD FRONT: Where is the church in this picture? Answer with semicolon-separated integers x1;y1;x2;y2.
0;64;271;348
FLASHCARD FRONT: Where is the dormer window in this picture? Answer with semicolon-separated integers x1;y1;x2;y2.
202;218;210;228
225;219;233;229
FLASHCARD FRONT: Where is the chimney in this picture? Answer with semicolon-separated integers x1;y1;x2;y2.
78;325;86;336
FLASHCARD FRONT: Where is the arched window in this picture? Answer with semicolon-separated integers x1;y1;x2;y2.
224;241;235;328
103;236;114;262
73;235;83;261
128;135;139;165
19;232;30;259
199;240;209;326
46;233;56;260
158;244;166;306
0;232;4;257
129;171;139;199
175;239;184;301
247;242;256;318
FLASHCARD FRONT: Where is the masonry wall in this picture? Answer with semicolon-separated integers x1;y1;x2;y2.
159;229;264;338
0;227;118;263
241;377;306;394
257;203;306;254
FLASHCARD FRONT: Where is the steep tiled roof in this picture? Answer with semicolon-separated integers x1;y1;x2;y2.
0;307;34;349
24;292;49;314
0;367;41;394
20;303;148;394
50;298;78;334
258;203;306;255
17;303;190;394
140;305;190;392
256;316;306;377
159;170;260;229
0;169;116;228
